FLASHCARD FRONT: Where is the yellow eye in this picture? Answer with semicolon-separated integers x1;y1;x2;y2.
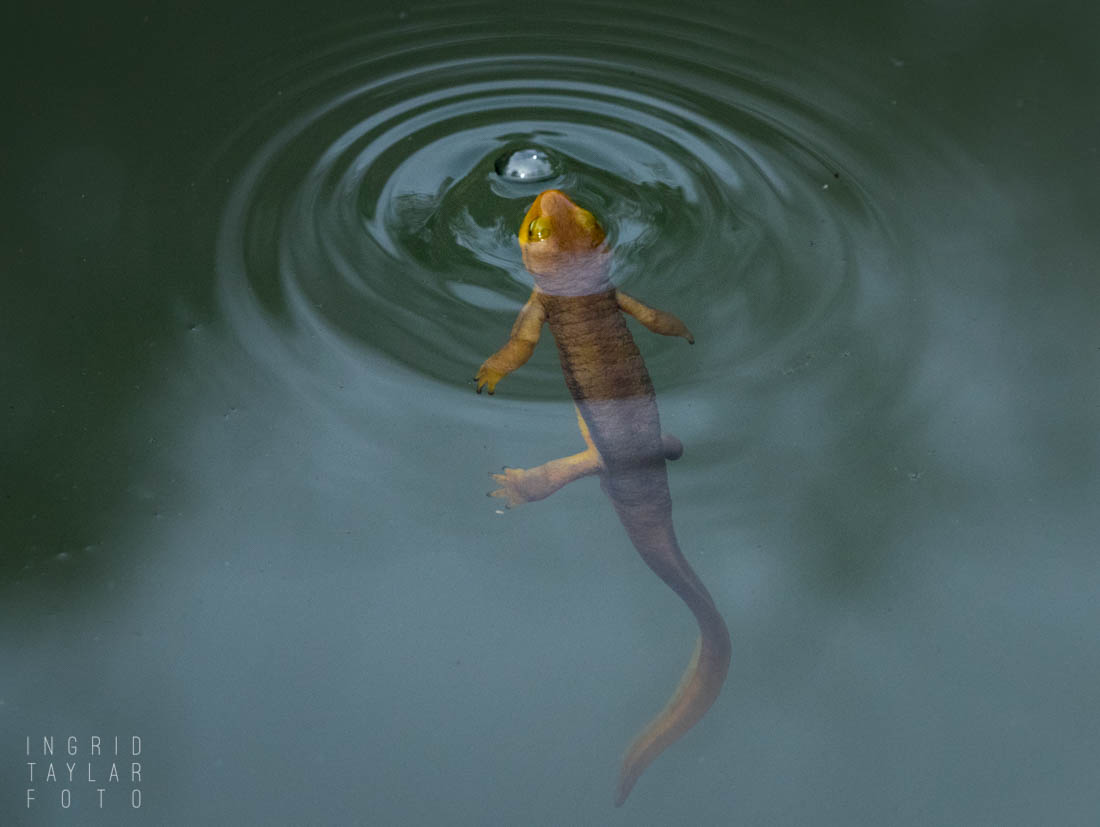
528;216;552;240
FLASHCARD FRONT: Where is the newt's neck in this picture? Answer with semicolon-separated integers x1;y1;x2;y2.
530;258;612;297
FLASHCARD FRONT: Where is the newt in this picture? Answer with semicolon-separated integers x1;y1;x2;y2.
475;189;732;805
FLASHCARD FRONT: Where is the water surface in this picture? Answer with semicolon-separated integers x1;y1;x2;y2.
4;1;1099;824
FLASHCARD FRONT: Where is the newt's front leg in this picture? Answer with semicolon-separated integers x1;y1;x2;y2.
615;290;695;344
475;290;547;394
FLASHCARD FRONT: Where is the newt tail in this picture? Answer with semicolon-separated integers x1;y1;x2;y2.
476;189;731;805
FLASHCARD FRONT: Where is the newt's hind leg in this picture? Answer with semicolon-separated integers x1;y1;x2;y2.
490;409;685;507
490;407;602;507
490;451;600;507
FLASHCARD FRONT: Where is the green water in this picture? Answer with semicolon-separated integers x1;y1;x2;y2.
4;1;1099;824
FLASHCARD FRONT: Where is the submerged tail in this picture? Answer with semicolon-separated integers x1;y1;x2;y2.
609;490;732;806
614;592;730;805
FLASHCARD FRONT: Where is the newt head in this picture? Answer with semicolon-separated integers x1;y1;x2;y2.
519;189;610;295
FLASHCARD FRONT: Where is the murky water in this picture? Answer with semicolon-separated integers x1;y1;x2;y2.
4;1;1099;824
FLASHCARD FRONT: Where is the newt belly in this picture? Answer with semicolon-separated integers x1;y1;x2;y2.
475;189;731;806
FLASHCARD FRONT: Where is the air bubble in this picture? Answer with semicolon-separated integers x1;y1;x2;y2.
494;148;556;181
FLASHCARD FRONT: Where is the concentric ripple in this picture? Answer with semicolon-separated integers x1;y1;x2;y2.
215;3;940;405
